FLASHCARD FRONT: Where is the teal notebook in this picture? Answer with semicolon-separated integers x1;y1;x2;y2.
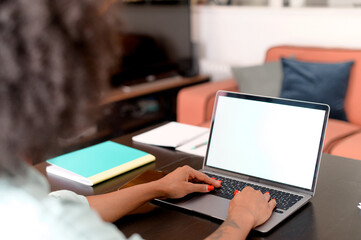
46;141;155;186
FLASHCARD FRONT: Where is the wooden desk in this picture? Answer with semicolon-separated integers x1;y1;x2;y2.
35;126;361;240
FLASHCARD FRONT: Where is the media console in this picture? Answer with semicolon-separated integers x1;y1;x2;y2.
99;75;209;135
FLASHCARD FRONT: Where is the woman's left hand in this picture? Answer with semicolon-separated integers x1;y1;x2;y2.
156;165;221;199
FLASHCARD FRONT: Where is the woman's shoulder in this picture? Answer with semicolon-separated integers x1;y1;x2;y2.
0;167;141;240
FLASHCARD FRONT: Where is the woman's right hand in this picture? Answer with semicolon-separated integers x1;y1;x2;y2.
229;187;277;228
205;187;277;240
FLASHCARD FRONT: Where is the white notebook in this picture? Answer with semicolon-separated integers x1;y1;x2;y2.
175;132;209;157
132;122;209;156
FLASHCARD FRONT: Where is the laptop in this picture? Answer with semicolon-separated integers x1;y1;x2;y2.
154;90;329;233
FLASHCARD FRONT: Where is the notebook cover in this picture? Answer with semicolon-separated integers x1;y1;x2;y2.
46;141;156;186
132;121;209;148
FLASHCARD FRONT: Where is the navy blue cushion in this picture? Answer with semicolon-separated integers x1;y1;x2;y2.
280;58;353;121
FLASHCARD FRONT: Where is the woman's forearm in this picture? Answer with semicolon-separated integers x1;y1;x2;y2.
87;180;165;222
205;215;253;240
86;166;220;222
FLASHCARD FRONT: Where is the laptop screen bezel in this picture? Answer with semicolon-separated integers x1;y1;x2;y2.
203;91;330;195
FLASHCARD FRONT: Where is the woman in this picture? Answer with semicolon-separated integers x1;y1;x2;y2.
0;0;276;239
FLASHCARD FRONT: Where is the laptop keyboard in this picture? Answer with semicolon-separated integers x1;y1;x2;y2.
206;173;303;212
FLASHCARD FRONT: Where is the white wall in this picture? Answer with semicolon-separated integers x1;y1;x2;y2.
191;6;361;80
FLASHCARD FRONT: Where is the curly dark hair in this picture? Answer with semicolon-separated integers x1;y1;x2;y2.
0;0;121;174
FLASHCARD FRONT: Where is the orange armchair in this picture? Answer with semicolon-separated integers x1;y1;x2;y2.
177;46;361;160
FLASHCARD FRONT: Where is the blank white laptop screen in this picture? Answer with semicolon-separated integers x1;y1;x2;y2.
206;95;326;190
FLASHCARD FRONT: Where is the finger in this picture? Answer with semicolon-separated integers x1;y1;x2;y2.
186;183;214;193
269;198;277;210
242;186;254;192
187;168;221;188
264;192;271;201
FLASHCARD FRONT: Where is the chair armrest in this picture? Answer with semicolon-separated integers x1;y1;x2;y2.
177;79;238;126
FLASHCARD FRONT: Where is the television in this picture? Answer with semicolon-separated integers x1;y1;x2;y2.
112;0;197;87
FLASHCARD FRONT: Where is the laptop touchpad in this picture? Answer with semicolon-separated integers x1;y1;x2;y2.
177;194;229;220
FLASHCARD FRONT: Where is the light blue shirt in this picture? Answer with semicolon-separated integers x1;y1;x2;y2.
0;164;143;240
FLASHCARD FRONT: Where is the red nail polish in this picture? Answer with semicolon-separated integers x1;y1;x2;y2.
211;177;216;180
265;192;270;195
207;185;214;191
217;180;223;183
234;190;239;195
